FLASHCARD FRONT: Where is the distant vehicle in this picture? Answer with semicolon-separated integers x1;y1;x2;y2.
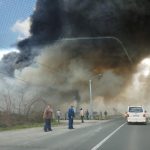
125;106;147;125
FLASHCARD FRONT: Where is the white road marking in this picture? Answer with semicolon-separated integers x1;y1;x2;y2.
91;122;126;150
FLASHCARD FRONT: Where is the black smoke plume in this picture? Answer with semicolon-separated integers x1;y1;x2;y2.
16;0;64;67
1;0;150;109
15;0;150;70
1;0;150;80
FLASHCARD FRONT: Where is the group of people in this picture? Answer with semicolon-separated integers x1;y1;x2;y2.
67;106;90;129
43;105;90;132
80;108;90;122
43;104;108;132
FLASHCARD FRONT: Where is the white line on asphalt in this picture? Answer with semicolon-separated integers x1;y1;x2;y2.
91;122;126;150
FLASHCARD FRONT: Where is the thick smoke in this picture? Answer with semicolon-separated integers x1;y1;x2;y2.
16;0;64;66
15;0;150;69
0;52;18;76
0;0;148;75
1;0;150;112
16;42;125;106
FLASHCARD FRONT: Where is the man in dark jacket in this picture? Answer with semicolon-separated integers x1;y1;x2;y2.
68;105;75;129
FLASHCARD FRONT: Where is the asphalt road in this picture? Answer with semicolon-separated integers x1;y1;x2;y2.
0;118;150;150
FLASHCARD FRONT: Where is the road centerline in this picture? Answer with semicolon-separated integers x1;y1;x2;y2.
91;122;126;150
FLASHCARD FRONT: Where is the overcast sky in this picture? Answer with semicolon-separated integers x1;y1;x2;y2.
0;0;36;49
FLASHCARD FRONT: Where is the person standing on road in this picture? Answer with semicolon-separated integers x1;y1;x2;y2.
85;109;89;120
68;105;75;129
80;108;84;123
104;110;107;119
56;109;61;124
43;104;53;132
100;111;103;120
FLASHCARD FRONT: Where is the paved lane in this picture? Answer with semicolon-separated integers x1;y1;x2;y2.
2;118;149;150
0;118;125;150
93;122;150;150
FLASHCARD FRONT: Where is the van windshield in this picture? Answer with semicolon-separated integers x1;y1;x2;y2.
129;107;143;113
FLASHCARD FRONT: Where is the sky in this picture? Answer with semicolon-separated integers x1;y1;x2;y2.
0;0;36;50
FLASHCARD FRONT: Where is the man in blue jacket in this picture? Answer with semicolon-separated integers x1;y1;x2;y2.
68;105;75;129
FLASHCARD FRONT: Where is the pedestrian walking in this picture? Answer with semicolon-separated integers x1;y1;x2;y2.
56;109;61;124
80;108;84;123
43;104;53;132
85;109;89;120
68;105;75;129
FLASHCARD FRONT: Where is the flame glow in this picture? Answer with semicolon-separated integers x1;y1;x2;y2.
139;58;150;77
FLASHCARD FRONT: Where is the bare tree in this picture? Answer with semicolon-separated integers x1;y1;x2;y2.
25;97;47;119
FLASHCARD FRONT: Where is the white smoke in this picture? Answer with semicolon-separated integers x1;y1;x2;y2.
11;42;127;113
2;42;150;115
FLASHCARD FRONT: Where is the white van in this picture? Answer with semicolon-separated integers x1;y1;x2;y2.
125;106;147;124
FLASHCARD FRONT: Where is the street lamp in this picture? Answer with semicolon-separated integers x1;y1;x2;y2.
62;36;133;64
89;73;103;119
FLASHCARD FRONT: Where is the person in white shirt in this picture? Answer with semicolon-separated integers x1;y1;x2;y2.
80;108;84;123
56;109;61;124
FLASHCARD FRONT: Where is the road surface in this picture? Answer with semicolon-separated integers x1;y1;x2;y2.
0;118;150;150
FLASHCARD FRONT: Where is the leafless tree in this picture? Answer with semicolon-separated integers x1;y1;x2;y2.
25;97;47;119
